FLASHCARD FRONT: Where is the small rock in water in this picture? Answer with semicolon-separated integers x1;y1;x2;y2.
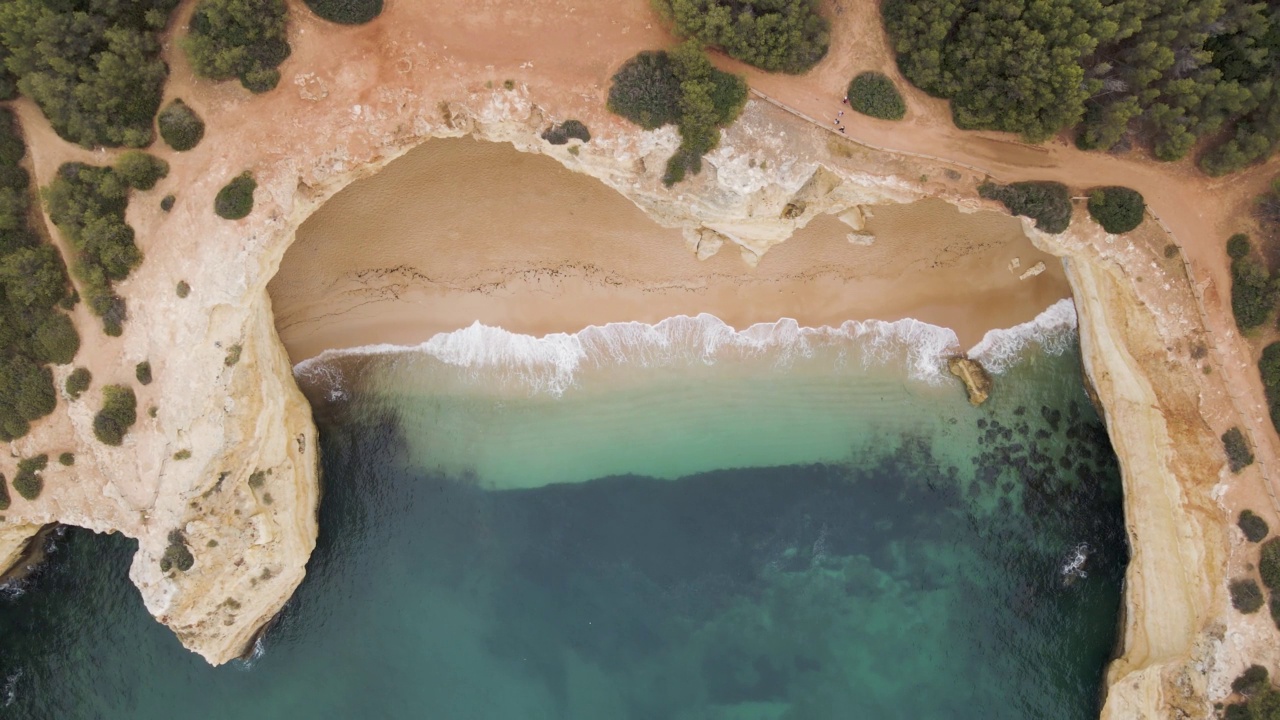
948;355;992;406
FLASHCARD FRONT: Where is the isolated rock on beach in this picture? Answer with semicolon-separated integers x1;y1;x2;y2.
948;355;992;406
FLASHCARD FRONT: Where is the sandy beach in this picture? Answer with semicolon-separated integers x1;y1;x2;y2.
270;137;1069;361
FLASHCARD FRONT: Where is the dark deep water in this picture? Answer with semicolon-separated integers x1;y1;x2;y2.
0;343;1126;719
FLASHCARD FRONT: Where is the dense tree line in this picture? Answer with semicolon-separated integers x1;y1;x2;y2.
978;181;1074;233
609;43;748;186
0;0;178;148
882;0;1280;174
44;162;146;336
1228;234;1277;331
653;0;829;74
184;0;291;93
0;110;78;442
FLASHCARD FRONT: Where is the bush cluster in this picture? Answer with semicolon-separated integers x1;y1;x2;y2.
542;120;591;145
978;181;1073;234
93;384;137;446
1235;665;1271;696
847;72;906;121
44;163;144;337
1230;235;1279;331
158;100;205;152
136;361;152;386
1224;427;1256;473
1261;538;1280;590
884;0;1280;173
1086;187;1145;234
1241;510;1271;543
1226;664;1280;718
65;368;91;400
160;529;195;572
13;453;46;500
1263;342;1280;433
115;152;169;192
0;109;77;442
0;0;178;148
1232;577;1266;613
653;0;829;74
183;0;291;93
58;452;73;467
161;195;176;213
607;44;748;186
215;173;257;220
303;0;383;24
0;473;7;510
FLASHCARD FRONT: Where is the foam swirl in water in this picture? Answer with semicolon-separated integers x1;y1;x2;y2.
294;301;1078;396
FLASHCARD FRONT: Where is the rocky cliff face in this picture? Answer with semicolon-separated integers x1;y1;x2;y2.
0;83;1247;720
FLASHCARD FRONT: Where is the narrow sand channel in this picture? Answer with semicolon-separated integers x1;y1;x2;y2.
269;138;1069;361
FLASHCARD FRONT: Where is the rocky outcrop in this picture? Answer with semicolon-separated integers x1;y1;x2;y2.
948;355;992;405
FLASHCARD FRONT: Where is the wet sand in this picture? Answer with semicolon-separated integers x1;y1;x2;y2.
269;137;1070;362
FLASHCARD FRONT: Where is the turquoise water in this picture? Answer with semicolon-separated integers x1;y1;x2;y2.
0;316;1125;719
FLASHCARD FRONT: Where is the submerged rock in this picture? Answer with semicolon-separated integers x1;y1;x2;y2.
948;355;993;406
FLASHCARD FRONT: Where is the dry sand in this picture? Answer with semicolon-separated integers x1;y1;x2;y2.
270;137;1069;360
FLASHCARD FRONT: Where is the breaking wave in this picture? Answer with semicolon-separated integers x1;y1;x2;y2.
295;300;1078;396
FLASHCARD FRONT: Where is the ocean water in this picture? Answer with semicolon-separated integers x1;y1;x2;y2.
0;303;1126;719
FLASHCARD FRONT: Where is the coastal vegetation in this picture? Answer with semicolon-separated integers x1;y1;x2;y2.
115;152;169;192
0;0;177;148
161;195;176;212
1226;665;1280;719
977;181;1073;233
1230;235;1279;331
13;453;46;500
882;0;1280;173
541;120;591;145
58;452;73;466
65;368;91;400
1086;187;1145;234
93;384;137;446
847;72;906;121
160;529;194;572
0;473;7;510
608;43;748;186
1241;509;1271;543
215;173;257;219
1224;427;1256;472
652;0;829;74
158;100;205;152
1260;537;1280;590
176;281;191;298
44;162;143;336
0;110;77;442
1232;577;1265;613
1262;342;1280;431
136;361;152;386
303;0;383;24
183;0;291;93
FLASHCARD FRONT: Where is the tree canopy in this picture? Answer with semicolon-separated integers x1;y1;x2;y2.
183;0;291;93
0;0;179;147
653;0;829;74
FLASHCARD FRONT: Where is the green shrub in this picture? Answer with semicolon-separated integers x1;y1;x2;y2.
542;120;591;145
160;529;195;572
157;100;205;152
1261;537;1280;590
160;195;175;212
215;173;256;219
0;473;8;511
58;452;73;466
1231;577;1265;613
225;344;243;367
65;367;91;399
653;0;829;74
1231;256;1278;331
848;72;906;121
176;281;190;298
114;152;168;191
31;312;79;365
135;361;152;385
303;0;382;24
1263;342;1280;432
1229;233;1253;261
1224;427;1256;473
13;454;46;500
1087;187;1145;234
183;0;291;93
0;357;55;441
609;44;748;187
0;0;178;148
173;449;191;460
1272;594;1280;632
248;470;266;488
93;384;137;446
1224;702;1251;720
43;162;143;335
1233;665;1269;696
978;181;1073;234
1241;510;1271;543
607;51;683;130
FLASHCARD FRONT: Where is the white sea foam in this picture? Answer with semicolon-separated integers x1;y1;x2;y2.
295;302;1078;396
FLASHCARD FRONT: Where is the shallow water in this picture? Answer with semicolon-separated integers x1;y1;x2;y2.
0;311;1125;719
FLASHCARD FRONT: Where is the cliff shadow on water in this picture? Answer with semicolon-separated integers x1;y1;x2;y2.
0;322;1127;719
